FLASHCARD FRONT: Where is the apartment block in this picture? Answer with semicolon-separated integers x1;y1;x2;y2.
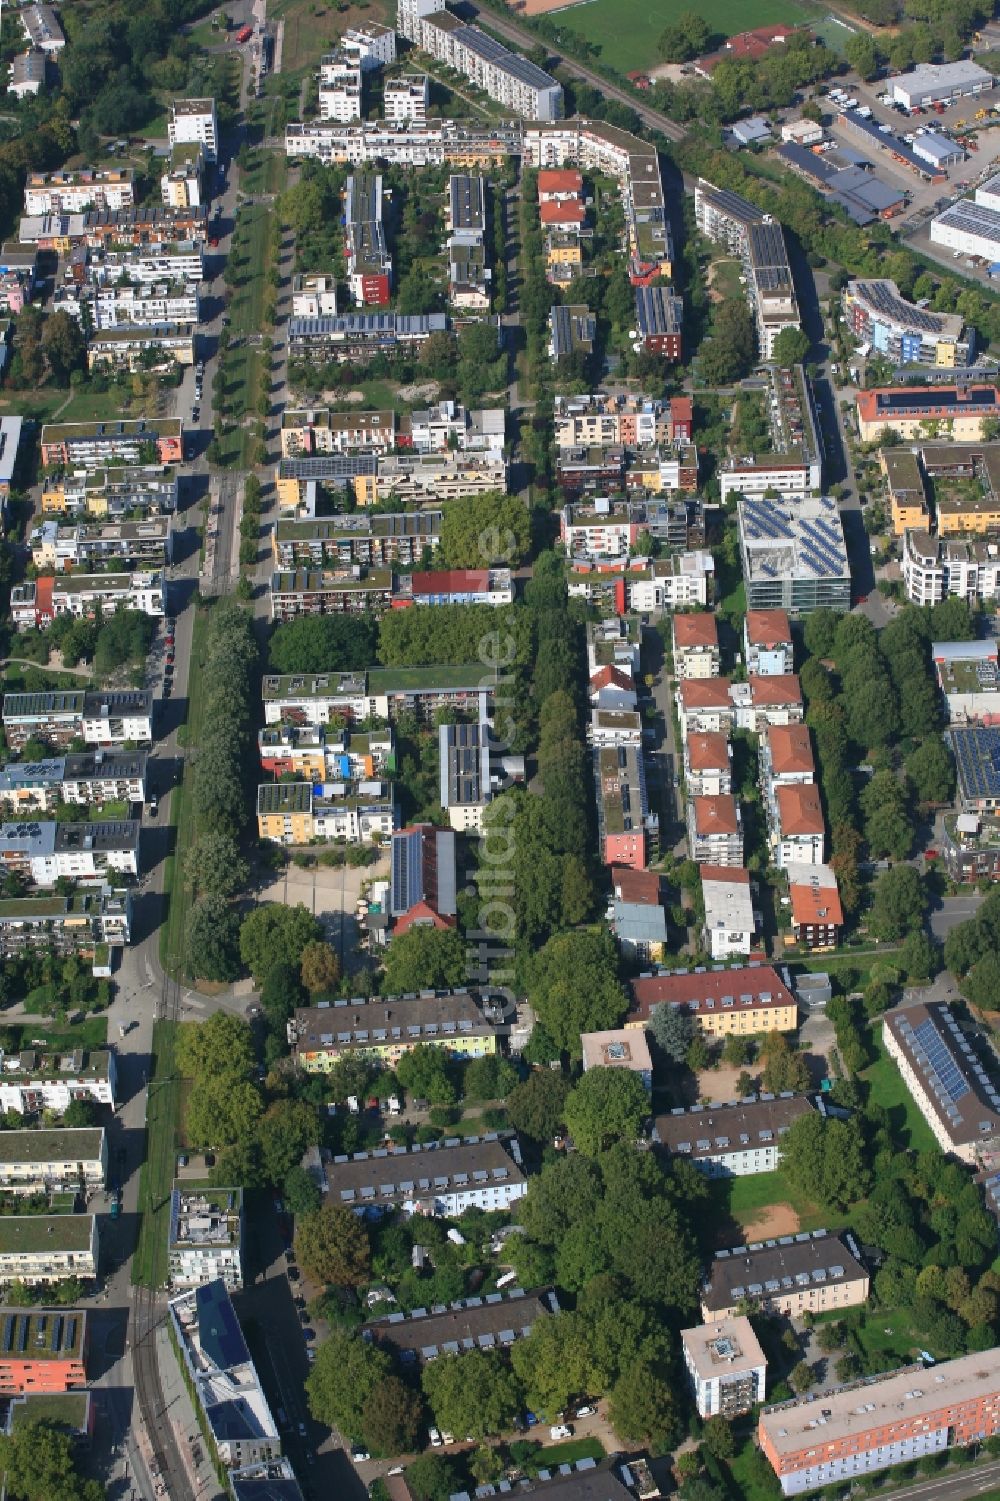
845;278;972;368
0;1309;88;1394
40;418;184;469
701;864;756;960
384;74;429;122
439;713;524;831
11;572;164;631
258;724;392;782
288;311;448;363
2;690;153;751
688;795;744;867
160;142;205;209
390;822;458;934
902;528;1000;609
168;1189;243;1291
289;990;503;1070
0;1216;98;1286
76;241;204;287
633;282;683;360
0;888;132;957
856;385;1000;443
769;783;825;868
25;169;134;216
785;861;844;950
168;98;218;162
629;964;797;1039
54;281;200;329
0;819;140;885
672;612;720;679
262;667;494;728
170;1281;280;1468
0;750;146;813
0;1129;106;1195
284;116;522;168
269;568;393;622
345;172;391;306
20;5;64;53
744;610;793;676
0;1048;116;1114
702;1230;868;1323
280;407;396;456
883;1001;1000;1164
256;780;395;844
694;182;799;358
657;1096;814;1178
685;732;733;798
677;678;736;741
365;1289;555;1364
398;0;563;120
40;465;178;520
325;1131;527;1216
594;743;658;869
272;513;439;571
682;1317;767;1420
609;865;669;963
718;366;822;503
29;517;172;571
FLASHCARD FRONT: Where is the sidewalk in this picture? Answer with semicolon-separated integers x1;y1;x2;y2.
155;1323;227;1500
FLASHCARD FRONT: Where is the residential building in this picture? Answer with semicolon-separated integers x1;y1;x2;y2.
262;667;495;728
288;311;448;363
844;279;972;367
54;281;200;329
685;732;732;798
0;416;24;524
738;496;851;615
881;448;931;537
0;246;36;315
20;4;64;52
701;865;757;960
609;865;669;962
672;612;720;679
682;1316;768;1420
168;1190;243;1291
549;303;595;361
365;1289;556;1363
230;1461;306;1500
633;283;683;360
702;1230;869;1322
8;50;46;99
0;888;132;957
952;725;1000;811
168;98;218;162
932;639;1000;723
11;572;165;631
694;182;799;359
256;781;395;844
629;964;798;1039
785;862;844;950
677;679;737;742
280;407;396;456
291;991;503;1071
0;1049;116;1114
883;1001;1000;1164
0;819;140;885
390;823;457;934
86;324;195;373
0;1217;98;1286
439;714;523;832
405;400;505;455
0;1129;106;1195
718;365;822;502
759;1347;1000;1497
397;568;513;607
744;611;793;676
940;810;1000;881
770;783;825;868
397;0;563;120
40;465;179;520
581;1028;652;1091
268;568;393;622
625;552;714;613
76;240;205;287
446;1467;636;1501
160;143;205;209
760;723;815;790
902;529;1000;609
856;385;1000;443
290;274;338;319
258;724;393;782
319;52;362;122
324;1131;527;1216
39;418;183;468
687;796;744;867
0;1309;89;1394
2;690;153;751
169;1281;280;1469
891;59;995;109
657;1096;815;1178
594;743;658;869
345;172;391;306
24;169;134;216
30;517;172;572
384;75;429;123
284;116;522;168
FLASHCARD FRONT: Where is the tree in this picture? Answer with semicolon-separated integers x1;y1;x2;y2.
608;1361;679;1450
648;1004;693;1064
396;1044;456;1106
260;963;306;1032
404;1454;462;1501
906;737;955;806
300;941;341;995
759;1032;810;1094
361;1375;424;1456
421;1349;523;1440
185;894;242;982
868;864;928;941
284;1163;322;1217
186;1077;264;1151
506;1070;570;1142
177;1012;256;1083
771;327;811;366
702;1415;736;1459
846;30;879;78
463;1054;518;1103
527;929;628;1058
184;831;249;900
780;1112;871;1212
658;10;710;60
789;1361;814;1394
41;311;86;384
804;609;838;660
564;1068;649;1155
259;1098;318;1186
699;299;756;384
0;1420;103;1501
239;904;322;983
963;953;1000;1012
269;613;378;673
721;1034;752;1067
62;1099;98;1127
382;926;466;994
306;1328;390;1437
295;1203;371;1287
439;492;532;568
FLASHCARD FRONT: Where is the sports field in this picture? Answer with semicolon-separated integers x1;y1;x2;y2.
550;0;814;78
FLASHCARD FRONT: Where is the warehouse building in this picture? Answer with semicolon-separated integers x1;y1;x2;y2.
930;199;1000;262
891;60;995;110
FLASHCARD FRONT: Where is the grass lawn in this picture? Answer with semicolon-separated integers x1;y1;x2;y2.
240;148;287;197
710;257;744;302
160;605;209;977
228;203;272;338
552;0;813;78
531;1437;604;1468
860;1026;939;1155
0;1018;108;1053
706;1167;847;1241
132;1019;180;1289
271;0;392;72
727;1432;782;1501
217;342;264;468
0;389;69;425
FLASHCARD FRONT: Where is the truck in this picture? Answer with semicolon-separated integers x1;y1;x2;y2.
236;24;252;43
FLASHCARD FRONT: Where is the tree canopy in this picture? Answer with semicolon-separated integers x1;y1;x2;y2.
240;904;323;983
382;926;466;995
527;929;627;1058
564;1067;649;1155
438;492;532;569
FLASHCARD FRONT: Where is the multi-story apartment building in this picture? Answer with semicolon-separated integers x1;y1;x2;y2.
701;864;757;960
398;0;563;120
396;568;513;607
608;867;668;963
655;1095;814;1177
54;281;200;329
272;512;439;571
844;277;972;367
702;1230;869;1324
785;861;844;950
262;668;494;728
290;273;338;319
384;74;429;123
324;1131;528;1216
687;795;744;867
160;143;205;209
439;713;524;831
76;241;205;287
633;282;683;360
672;612;721;680
40;465;178;520
0;1309;89;1394
594;743;658;870
770;783;825;868
289;990;504;1070
0;888;132;957
0;1218;98;1287
554;392;692;449
280;407;396;456
628;964;798;1040
759;1349;1000;1496
366;1289;556;1364
288;311;448;363
345;172;392;305
40;418;184;469
677;678;737;742
168;1189;243;1291
279;449;508;504
0;750;146;812
269;568;393;622
405;401;505;456
2;690;153;751
8;49;47;99
902;527;1000;608
760;722;815;791
30;517;172;571
737;674;804;733
20;4;64;52
319;51;362;121
0;1048;116;1115
11;572;164;630
0;819;140;885
682;1318;767;1421
739;496;851;615
881;447;931;537
685;732;732;798
390;822;458;934
0;1128;106;1195
86;325;195;373
167;98;218;162
24;169;134;216
256;781;395;844
581;1027;652;1089
856;384;1000;443
258;724;392;782
744;610;794;676
883;1001;1000;1164
0;247;36;315
284;116;521;167
694;181;800;358
719;366;823;502
170;1281;280;1469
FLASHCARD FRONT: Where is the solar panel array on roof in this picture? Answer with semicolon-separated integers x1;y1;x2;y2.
196;1280;250;1372
952;726;1000;803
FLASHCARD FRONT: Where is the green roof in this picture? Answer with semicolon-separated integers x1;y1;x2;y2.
0;1216;95;1254
0;1308;87;1361
41;418;183;444
367;664;495;693
0;1130;103;1166
9;1391;89;1433
257;782;312;815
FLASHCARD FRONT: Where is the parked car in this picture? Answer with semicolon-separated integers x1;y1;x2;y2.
574;1405;596;1417
429;1428;442;1448
350;1446;370;1463
549;1425;573;1441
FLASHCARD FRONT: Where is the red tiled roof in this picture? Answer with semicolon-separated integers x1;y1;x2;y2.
629;964;795;1022
699;864;750;886
693;795;739;836
686;731;731;771
34;575;54;618
540;200;585;226
394;901;457;936
612;866;664;905
745;609;792;647
856;386;1000;425
696;24;805;72
679;678;732;709
750;673;802;707
765;724;814;777
538;168;583;195
789;870;844;929
673;612;719;649
670;395;693;422
776;783;825;836
590;665;634;694
410;570;489;594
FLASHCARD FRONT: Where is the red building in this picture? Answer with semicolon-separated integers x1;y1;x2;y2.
0;1309;88;1395
669;395;693;444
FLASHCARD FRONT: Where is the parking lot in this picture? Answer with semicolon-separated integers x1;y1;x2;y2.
257;854;389;976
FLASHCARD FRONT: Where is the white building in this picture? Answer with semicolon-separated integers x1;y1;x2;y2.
701;865;757;961
0;1217;97;1287
170;1281;280;1469
53;282;200;330
781;119;823;146
8;50;46;98
682;1317;768;1419
291;274;338;318
628;553;715;613
744;610;794;676
771;783;825;868
385;74;429;123
883;1001;1000;1164
20;4;64;53
655;1095;816;1178
694;181;799;359
319;53;362;121
24;170;134;216
398;0;563;121
891;60;995;110
580;1028;652;1092
168;1189;243;1291
83;242;205;286
0;820;140;886
167;99;218;163
903;527;1000;608
325;1133;527;1217
0;1049;116;1115
930;199;1000;261
0;1128;106;1195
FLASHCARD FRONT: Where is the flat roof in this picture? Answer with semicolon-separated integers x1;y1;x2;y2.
0;1308;86;1362
0;1129;103;1165
703;1229;866;1313
682;1315;766;1381
580;1028;652;1074
0;1216;95;1254
701;866;755;932
952;725;1000;802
